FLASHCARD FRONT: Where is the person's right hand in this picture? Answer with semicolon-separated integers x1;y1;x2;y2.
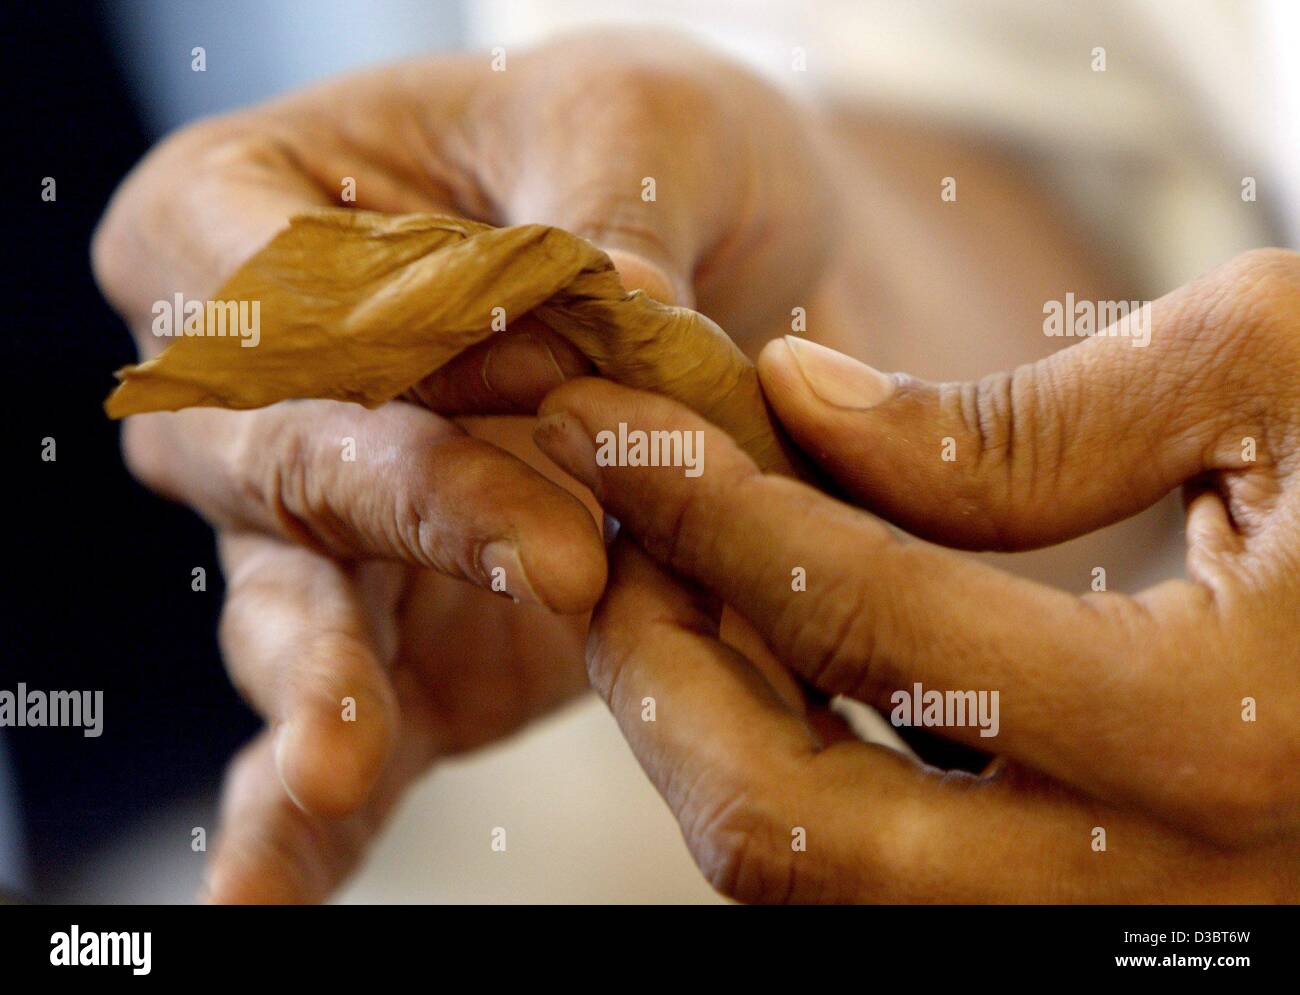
90;30;832;902
535;249;1300;903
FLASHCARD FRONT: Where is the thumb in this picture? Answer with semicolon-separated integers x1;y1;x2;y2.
756;258;1285;550
604;246;683;307
500;204;691;308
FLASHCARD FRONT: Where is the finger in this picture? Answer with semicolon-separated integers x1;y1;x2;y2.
757;251;1298;550
590;542;1281;902
1183;479;1244;579
204;731;351;903
93;120;334;353
481;43;705;308
93;76;478;352
803;752;1294;903
585;537;822;899
541;379;1300;844
590;535;819;760
481;32;824;315
535;378;1163;802
127;399;606;612
204;708;438;904
404;318;593;415
217;533;399;818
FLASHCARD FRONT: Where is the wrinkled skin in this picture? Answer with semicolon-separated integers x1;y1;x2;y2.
538;249;1300;902
92;32;829;902
95;27;1300;903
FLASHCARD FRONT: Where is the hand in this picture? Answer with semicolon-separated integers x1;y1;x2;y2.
90;31;830;902
534;249;1300;902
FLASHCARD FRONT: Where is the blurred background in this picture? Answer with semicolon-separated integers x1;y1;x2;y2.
2;0;1294;902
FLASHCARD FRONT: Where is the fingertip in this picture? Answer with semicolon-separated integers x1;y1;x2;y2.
756;337;804;411
1184;484;1244;577
762;336;896;413
605;247;689;307
274;691;396;819
532;406;602;497
204;855;303;905
756;335;793;373
536;374;615;420
514;507;608;614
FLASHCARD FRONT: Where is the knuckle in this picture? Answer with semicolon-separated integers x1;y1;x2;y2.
235;408;335;548
297;628;383;700
786;573;876;698
1222;247;1300;308
1113;611;1297;847
599;63;715;125
215;598;243;668
942;374;1019;539
213;551;278;647
159;114;237;157
659;482;709;573
941;367;1060;548
1227;249;1300;358
658;466;755;576
213;563;283;701
1195;248;1300;357
779;537;910;701
91;117;236;310
541;34;721;111
854;798;943;902
262;415;312;524
584;611;633;709
954;371;1014;471
90;209;135;316
394;434;486;572
684;783;800;904
1173;747;1295;846
215;601;258;708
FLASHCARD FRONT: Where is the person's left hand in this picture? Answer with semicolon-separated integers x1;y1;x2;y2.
204;440;594;903
91;30;832;902
532;251;1300;901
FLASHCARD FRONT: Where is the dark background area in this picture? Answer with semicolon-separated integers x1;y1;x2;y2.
1;2;256;900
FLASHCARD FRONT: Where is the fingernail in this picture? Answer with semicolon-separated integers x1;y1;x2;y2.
783;336;895;409
479;540;542;606
532;411;602;497
272;720;310;812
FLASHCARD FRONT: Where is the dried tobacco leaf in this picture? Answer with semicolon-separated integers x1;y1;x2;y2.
106;208;797;473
